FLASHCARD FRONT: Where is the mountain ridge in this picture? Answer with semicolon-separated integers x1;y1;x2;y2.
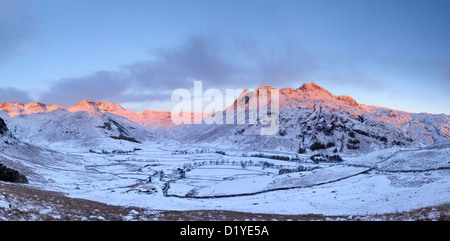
0;82;448;152
1;82;448;116
171;82;449;153
0;82;447;122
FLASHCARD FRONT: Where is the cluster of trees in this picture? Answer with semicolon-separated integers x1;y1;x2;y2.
298;147;307;154
309;154;344;164
179;158;303;172
215;150;226;155
172;148;305;164
182;159;253;169
156;156;325;181
89;148;140;154
183;160;217;170
309;141;326;151
249;153;295;161
278;165;319;175
392;140;404;146
346;138;360;150
109;135;141;144
309;141;336;151
0;164;28;183
172;149;227;155
172;150;189;155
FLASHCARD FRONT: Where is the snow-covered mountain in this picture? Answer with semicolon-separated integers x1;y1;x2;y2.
0;83;448;153
0;117;18;145
0;116;81;184
0;83;448;221
0;100;157;148
171;82;449;154
0;100;176;130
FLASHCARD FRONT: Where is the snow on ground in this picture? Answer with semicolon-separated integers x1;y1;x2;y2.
168;165;370;198
67;169;449;216
0;198;9;210
2;139;446;217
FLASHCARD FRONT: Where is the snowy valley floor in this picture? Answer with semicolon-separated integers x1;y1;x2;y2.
1;181;449;221
1;140;449;221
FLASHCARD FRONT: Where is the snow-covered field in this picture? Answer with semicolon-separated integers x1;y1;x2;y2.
3;139;447;217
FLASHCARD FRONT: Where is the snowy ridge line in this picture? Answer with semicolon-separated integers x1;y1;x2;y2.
171;83;449;154
164;166;373;199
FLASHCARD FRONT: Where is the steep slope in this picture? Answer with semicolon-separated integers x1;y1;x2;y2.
0;101;155;148
0;83;447;153
0;116;59;184
0;101;176;130
171;82;449;154
0;118;8;136
0;117;18;146
76;101;177;130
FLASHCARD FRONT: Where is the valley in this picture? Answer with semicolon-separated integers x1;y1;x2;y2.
0;83;449;220
1;139;448;220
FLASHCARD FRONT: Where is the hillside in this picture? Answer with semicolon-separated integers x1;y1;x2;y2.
1;83;448;153
0;83;448;220
0;101;154;149
171;83;449;154
0;100;176;130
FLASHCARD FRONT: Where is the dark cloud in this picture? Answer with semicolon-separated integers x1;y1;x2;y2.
250;43;317;87
40;71;131;106
39;34;317;105
124;35;253;90
0;0;37;62
322;70;388;91
39;70;173;106
0;87;33;103
133;34;317;89
114;92;174;106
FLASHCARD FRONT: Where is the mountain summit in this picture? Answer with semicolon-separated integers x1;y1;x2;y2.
174;82;449;153
231;82;362;115
0;100;176;130
299;82;332;95
0;82;448;152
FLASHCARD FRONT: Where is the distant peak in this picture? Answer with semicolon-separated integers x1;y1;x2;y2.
69;100;102;113
337;95;358;107
70;100;131;115
76;100;97;106
0;102;24;107
95;101;126;112
25;101;47;108
25;101;45;105
300;82;325;91
256;85;274;90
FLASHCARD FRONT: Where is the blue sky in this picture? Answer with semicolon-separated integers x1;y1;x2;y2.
0;0;449;114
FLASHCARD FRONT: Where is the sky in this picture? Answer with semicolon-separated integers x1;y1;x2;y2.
0;0;449;114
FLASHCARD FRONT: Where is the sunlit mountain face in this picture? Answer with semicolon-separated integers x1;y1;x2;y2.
1;0;449;222
1;82;448;152
0;81;449;221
